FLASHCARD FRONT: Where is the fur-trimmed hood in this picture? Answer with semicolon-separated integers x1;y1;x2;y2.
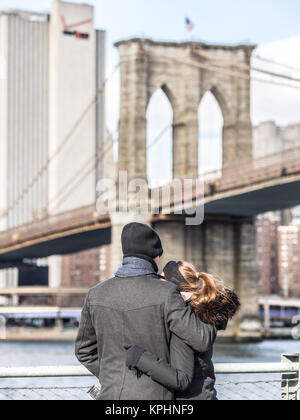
190;288;240;327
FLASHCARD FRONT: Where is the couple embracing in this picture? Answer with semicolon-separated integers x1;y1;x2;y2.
75;223;239;400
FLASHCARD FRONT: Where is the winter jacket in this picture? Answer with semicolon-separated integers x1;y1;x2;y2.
75;259;217;400
132;290;239;400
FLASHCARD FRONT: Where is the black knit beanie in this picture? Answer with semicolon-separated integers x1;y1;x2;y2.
121;223;163;270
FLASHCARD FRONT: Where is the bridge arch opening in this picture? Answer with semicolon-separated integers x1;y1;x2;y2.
198;91;224;176
146;87;173;187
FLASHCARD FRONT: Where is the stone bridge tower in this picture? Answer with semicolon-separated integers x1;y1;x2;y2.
115;38;254;180
112;38;261;341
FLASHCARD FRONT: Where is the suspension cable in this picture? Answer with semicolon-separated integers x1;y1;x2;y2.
0;63;120;221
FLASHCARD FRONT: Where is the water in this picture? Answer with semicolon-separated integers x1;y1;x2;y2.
213;340;300;399
214;339;300;363
0;341;98;389
0;340;299;398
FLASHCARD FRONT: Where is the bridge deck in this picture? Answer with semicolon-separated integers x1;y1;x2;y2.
0;147;300;263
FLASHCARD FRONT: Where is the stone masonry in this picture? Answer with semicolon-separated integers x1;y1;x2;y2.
154;218;261;341
115;38;254;179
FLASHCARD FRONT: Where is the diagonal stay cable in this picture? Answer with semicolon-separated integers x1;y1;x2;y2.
62;124;173;208
253;54;300;74
46;131;117;212
193;48;300;84
147;124;173;150
49;134;118;212
145;46;300;90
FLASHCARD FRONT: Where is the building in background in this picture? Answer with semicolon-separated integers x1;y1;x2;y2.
60;244;111;306
257;209;300;299
256;212;280;296
292;207;300;226
253;121;300;159
0;1;108;292
278;225;300;298
254;122;300;299
256;209;300;298
0;9;50;289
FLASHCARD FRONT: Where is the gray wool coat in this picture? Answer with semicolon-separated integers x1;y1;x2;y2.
75;275;216;400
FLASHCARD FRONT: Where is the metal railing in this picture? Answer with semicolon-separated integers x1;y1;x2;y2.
201;145;300;187
153;145;300;211
0;354;299;401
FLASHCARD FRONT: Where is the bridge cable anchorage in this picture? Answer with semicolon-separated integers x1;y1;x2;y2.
0;63;120;222
47;131;118;213
143;45;300;90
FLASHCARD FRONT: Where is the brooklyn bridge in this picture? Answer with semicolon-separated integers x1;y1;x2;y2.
1;38;300;341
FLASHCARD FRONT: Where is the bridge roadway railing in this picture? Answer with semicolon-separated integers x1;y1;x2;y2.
0;204;110;250
201;145;300;193
153;145;300;210
0;354;299;400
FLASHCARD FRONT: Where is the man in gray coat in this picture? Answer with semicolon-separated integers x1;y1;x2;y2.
75;222;216;400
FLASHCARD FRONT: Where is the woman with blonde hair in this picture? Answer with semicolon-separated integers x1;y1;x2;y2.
124;261;240;400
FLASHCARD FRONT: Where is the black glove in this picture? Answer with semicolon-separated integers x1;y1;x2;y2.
123;344;145;371
216;320;228;331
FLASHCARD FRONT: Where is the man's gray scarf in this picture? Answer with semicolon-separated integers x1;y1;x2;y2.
115;257;158;279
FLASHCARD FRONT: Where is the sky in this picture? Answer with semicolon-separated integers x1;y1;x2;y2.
2;0;300;49
2;0;300;63
1;0;300;180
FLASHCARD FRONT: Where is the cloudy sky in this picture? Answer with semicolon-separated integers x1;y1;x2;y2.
1;0;300;182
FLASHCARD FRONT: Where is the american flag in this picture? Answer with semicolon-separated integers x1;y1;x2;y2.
185;17;194;31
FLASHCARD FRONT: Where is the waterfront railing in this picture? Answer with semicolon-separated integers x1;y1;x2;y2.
0;354;299;400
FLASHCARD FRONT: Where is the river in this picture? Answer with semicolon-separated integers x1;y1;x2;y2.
0;339;299;399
